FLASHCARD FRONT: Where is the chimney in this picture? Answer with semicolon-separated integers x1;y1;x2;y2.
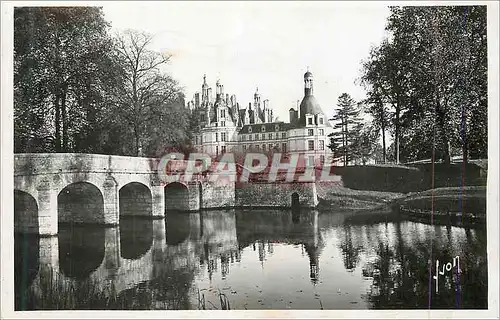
289;108;296;123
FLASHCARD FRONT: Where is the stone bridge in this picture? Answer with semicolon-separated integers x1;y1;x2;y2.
14;153;319;236
14;153;236;236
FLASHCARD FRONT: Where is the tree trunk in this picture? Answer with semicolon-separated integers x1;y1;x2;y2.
61;86;68;152
54;93;61;152
380;102;387;164
461;105;468;164
134;126;141;156
436;100;451;164
345;114;349;166
341;114;346;167
394;101;400;164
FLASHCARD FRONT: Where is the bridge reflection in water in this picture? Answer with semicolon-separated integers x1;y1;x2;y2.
15;208;488;310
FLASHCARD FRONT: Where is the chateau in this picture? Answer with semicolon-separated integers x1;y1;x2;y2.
187;70;333;166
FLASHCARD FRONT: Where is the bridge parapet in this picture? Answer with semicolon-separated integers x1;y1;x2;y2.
15;153;160;176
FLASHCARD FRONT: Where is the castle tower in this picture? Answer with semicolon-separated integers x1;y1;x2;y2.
202;74;209;103
304;67;313;96
254;87;262;124
253;87;261;109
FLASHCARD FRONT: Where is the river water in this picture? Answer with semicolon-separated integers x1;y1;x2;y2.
15;209;487;310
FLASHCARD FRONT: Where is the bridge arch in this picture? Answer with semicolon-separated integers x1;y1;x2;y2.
14;190;40;300
14;190;39;234
164;182;190;212
119;182;152;217
58;181;104;224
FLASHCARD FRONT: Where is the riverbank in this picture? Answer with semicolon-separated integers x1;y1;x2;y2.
317;184;403;212
317;184;487;228
393;186;487;227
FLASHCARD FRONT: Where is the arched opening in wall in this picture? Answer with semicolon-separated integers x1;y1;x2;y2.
58;182;104;225
119;182;152;217
164;182;190;212
291;192;300;223
58;225;105;280
15;190;39;234
14;190;40;306
119;183;153;259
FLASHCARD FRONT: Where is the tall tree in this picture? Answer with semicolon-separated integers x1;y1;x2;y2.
328;93;362;166
350;124;380;165
360;6;487;164
14;7;118;153
112;30;187;156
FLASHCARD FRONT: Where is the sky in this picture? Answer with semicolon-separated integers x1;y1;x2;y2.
101;1;391;122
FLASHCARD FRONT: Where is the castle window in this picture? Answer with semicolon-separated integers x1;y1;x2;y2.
263;144;266;151
268;133;273;140
282;143;287;152
249;134;252;141
282;132;286;139
221;121;225;127
261;126;266;132
308;117;313;125
269;144;273;151
308;129;314;136
215;133;219;142
216;146;219;155
308;140;314;151
255;145;260;151
256;134;259;140
221;145;226;153
221;110;225;118
320;155;325;164
201;114;206;122
308;156;315;166
319;117;324;125
319;140;325;150
243;135;246;141
243;145;247;151
319;129;324;136
221;132;226;142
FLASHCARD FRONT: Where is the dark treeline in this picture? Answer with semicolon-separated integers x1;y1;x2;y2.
329;6;487;165
14;7;192;157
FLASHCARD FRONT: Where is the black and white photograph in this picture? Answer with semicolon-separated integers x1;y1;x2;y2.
1;1;498;318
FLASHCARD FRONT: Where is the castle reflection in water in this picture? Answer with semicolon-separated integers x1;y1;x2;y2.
15;209;488;310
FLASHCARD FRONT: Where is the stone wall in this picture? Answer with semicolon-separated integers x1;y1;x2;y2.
201;179;236;209
235;182;318;208
14;153;160;176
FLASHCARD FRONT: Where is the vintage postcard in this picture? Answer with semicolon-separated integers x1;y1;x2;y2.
1;1;498;319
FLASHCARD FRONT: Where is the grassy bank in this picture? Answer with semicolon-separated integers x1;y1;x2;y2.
392;186;487;227
317;184;403;212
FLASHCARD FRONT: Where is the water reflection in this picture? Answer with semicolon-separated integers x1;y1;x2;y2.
58;225;105;280
15;209;488;310
120;217;153;259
